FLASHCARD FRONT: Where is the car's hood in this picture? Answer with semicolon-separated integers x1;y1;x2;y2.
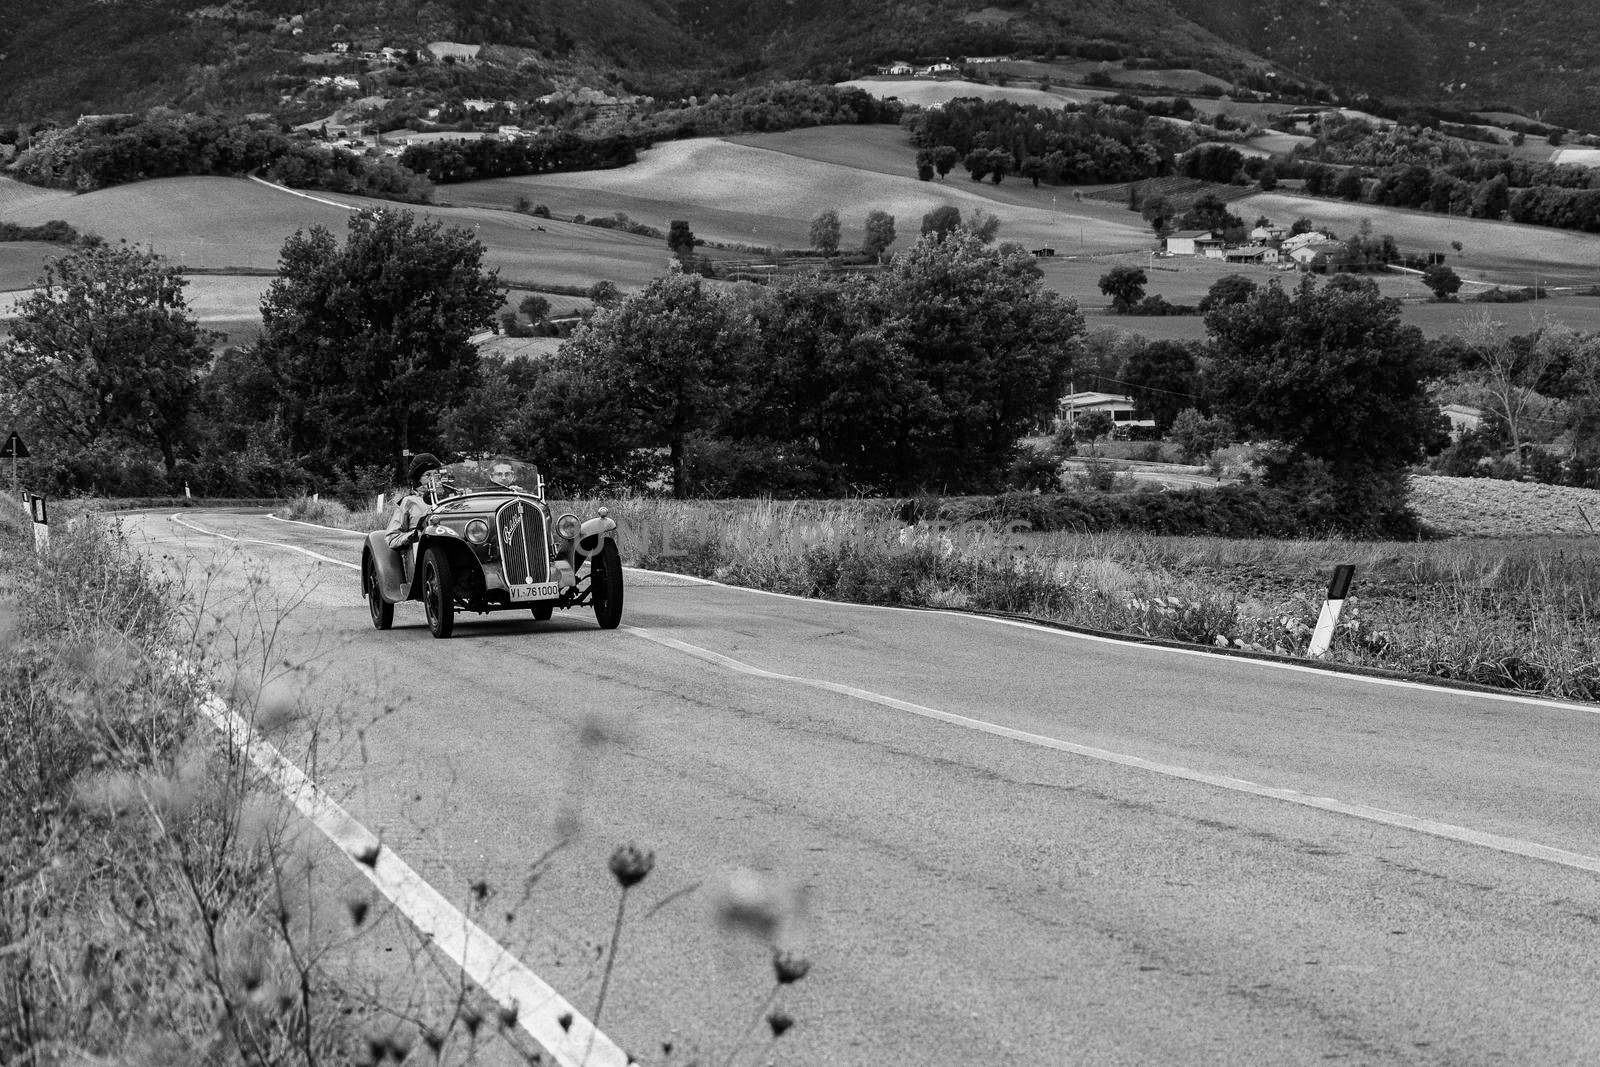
430;491;533;517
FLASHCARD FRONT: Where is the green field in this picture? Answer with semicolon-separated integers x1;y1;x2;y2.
4;124;1600;345
446;135;1152;254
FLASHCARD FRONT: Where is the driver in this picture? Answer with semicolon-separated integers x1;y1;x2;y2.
490;461;523;492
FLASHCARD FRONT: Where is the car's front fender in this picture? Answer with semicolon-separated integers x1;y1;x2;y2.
364;531;415;603
575;513;617;557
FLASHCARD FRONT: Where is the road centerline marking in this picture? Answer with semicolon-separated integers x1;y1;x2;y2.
625;625;1600;877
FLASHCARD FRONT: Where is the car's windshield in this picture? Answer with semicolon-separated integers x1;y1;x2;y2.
438;457;542;495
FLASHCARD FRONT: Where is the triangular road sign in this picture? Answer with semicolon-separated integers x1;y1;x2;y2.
2;431;27;459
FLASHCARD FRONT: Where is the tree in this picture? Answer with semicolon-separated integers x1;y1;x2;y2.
932;146;959;179
921;205;963;240
0;243;217;480
1458;312;1563;460
962;210;1002;244
1422;263;1462;301
1074;411;1113;455
1198;274;1257;312
1204;277;1442;533
588;279;622;308
558;273;753;497
810;209;841;256
518;294;551;321
1123;340;1198;431
255;209;503;480
1098;266;1147;312
667;219;696;258
1169;408;1234;463
862;210;897;261
872;232;1084;489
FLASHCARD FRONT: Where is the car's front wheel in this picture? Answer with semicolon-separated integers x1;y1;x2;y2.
423;547;455;638
366;555;393;631
590;541;623;630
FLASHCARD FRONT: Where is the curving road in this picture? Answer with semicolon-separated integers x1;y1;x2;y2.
127;508;1600;1066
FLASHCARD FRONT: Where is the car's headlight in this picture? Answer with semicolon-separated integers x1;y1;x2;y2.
465;519;489;544
555;513;580;540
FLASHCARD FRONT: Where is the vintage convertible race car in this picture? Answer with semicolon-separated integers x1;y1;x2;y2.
360;458;621;638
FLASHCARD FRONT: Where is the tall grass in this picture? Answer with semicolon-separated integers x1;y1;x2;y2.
605;498;1600;702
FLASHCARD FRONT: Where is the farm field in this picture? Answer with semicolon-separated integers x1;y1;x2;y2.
838;77;1114;110
1237;190;1600;286
1410;475;1600;538
0;241;64;290
0;175;71;213
721;126;1149;234
446;136;1152;254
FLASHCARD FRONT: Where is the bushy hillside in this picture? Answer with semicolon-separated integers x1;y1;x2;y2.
1;0;1598;130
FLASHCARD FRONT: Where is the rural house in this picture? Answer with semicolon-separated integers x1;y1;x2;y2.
426;41;480;63
1225;245;1279;264
1164;230;1226;257
1440;403;1486;438
1057;392;1156;436
1288;240;1346;271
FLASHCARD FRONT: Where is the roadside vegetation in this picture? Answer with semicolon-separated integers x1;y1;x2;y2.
0;497;819;1064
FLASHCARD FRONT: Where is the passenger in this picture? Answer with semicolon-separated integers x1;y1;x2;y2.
385;453;441;565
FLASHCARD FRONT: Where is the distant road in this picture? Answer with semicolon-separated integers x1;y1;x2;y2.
129;508;1600;1065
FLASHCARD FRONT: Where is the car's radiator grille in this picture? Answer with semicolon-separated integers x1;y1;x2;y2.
496;501;549;586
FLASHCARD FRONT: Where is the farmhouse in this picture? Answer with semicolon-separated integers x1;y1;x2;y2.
1287;240;1346;271
1057;391;1156;436
879;62;914;75
1164;230;1225;257
1441;403;1486;438
1225;245;1279;264
427;41;480;63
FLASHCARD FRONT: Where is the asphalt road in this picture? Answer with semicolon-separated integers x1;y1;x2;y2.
126;508;1600;1065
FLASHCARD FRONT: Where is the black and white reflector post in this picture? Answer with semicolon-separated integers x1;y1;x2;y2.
29;493;48;554
1307;564;1355;658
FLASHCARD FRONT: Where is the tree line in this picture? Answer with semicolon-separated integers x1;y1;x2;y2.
5;211;1597;535
908;97;1196;186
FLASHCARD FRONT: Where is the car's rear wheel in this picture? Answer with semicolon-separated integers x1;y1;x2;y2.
590;541;623;630
423;547;455;638
366;556;393;631
531;603;554;621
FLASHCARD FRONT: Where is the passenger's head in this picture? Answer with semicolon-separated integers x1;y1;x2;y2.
491;461;517;486
407;452;443;487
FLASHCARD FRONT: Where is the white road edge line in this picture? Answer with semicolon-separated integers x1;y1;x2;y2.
166;517;625;1065
625;625;1600;877
237;514;1596;715
191;683;628;1067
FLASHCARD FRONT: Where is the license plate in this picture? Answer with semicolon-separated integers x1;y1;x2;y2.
509;582;559;602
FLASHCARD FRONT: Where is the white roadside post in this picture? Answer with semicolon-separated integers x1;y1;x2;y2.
1307;564;1356;658
29;493;49;554
376;492;386;512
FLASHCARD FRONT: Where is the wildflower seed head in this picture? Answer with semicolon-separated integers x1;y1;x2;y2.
457;1005;483;1038
497;1000;519;1029
347;899;370;929
470;879;491;903
422;1028;444;1055
557;1011;574;1032
609;843;654;888
354;842;381;867
712;868;805;943
773;949;811;984
767;1010;795;1037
